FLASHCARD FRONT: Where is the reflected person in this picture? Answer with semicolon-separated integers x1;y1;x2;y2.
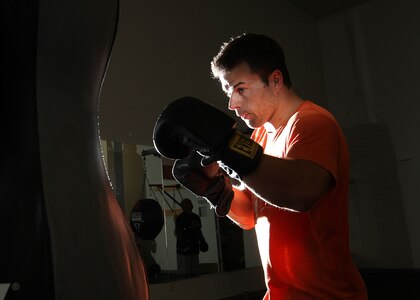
174;198;207;277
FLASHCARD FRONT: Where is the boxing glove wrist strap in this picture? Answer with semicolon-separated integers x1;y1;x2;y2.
219;131;263;179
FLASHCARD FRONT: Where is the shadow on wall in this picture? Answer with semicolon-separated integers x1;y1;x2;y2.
345;122;412;268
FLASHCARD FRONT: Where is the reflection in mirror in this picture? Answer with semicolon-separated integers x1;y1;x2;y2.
100;140;262;284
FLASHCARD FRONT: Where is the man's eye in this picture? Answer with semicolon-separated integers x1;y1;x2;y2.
237;88;244;94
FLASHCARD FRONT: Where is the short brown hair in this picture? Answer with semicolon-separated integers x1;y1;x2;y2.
211;33;292;88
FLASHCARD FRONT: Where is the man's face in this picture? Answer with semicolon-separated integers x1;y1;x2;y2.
219;62;277;129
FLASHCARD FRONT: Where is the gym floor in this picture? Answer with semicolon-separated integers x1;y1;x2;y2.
149;268;420;299
220;269;420;300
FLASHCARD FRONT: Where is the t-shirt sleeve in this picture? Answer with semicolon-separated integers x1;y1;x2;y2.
285;112;340;181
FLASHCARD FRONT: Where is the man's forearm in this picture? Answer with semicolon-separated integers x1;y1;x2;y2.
227;188;255;230
242;155;333;212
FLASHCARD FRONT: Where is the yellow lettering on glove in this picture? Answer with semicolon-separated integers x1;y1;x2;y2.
228;132;259;159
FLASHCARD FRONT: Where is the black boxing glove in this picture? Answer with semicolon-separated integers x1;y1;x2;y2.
172;151;233;217
153;96;263;179
153;96;236;159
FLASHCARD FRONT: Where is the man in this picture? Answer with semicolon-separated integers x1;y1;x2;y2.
208;33;368;299
174;198;206;277
153;33;367;299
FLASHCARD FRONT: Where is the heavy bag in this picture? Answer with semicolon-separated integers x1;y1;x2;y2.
130;198;164;240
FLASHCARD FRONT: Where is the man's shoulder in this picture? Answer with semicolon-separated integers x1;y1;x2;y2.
297;101;336;121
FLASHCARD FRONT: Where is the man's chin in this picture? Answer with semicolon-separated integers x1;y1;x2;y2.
244;120;260;129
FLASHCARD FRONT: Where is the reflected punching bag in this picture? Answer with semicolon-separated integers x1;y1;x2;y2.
1;0;149;299
130;199;164;240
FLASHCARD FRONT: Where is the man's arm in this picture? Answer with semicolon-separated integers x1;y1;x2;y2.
152;97;334;214
227;187;255;229
242;155;334;212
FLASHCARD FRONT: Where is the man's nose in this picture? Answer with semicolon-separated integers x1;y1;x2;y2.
228;94;240;111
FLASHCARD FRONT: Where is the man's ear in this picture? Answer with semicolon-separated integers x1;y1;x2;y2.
270;69;283;88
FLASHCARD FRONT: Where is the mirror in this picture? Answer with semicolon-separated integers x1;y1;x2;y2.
100;140;261;283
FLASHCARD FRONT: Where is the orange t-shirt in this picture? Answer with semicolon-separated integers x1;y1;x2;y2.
250;101;367;299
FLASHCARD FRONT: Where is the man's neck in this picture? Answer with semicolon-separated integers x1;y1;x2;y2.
264;89;303;132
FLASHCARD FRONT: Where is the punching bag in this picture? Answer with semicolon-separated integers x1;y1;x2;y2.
130;198;164;240
1;0;149;299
